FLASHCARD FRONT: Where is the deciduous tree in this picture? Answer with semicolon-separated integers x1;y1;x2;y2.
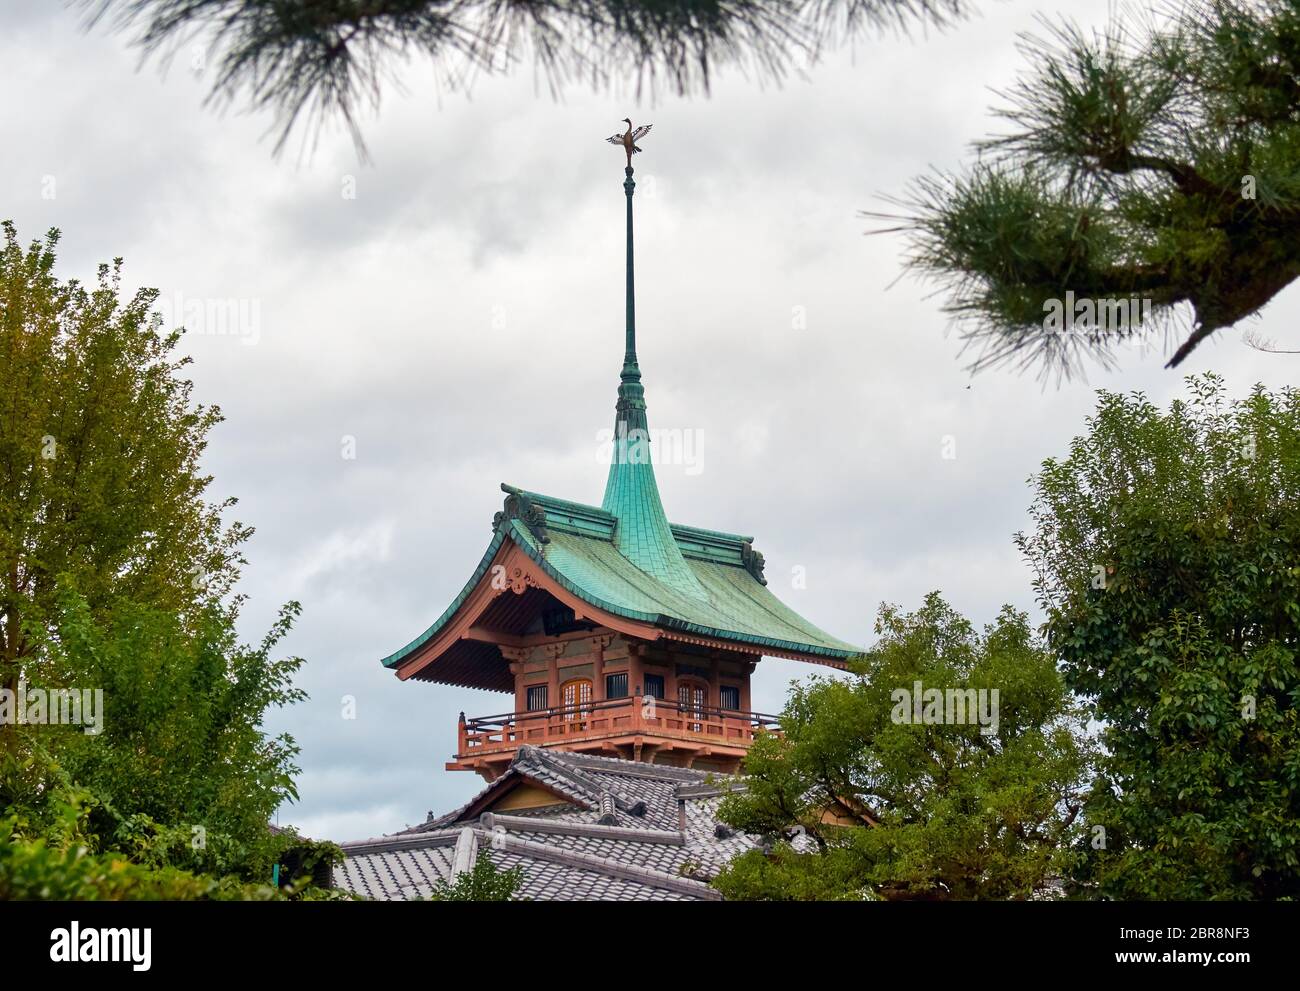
0;223;321;892
0;222;246;703
1019;374;1300;898
714;594;1092;900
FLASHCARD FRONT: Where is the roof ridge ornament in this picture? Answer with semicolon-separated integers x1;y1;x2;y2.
494;485;549;544
741;541;767;585
450;826;478;880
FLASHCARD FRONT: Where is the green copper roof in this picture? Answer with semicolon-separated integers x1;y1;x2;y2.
600;395;709;599
380;489;862;670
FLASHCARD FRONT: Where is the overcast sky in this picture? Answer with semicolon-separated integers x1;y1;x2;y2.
3;0;1295;841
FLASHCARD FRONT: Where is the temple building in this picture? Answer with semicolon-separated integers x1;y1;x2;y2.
380;139;861;784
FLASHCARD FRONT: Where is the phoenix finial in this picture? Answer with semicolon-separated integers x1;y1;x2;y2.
606;118;653;168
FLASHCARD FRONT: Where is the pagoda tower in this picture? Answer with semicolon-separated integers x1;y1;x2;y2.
381;127;861;780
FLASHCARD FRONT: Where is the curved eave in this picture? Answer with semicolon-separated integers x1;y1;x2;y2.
381;520;861;678
380;529;508;669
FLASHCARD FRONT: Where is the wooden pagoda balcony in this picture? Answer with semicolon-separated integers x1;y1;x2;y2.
447;696;781;778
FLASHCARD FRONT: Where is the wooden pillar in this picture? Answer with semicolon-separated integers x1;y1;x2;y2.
709;655;720;708
592;636;607;701
628;640;643;697
546;646;560;726
512;666;524;713
740;657;757;713
500;646;530;715
665;647;678;710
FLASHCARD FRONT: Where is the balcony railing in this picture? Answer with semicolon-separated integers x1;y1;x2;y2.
456;695;781;756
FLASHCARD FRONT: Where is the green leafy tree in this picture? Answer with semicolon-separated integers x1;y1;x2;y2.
714;594;1093;901
426;850;525;901
877;0;1300;379
0;814;283;901
4;584;307;881
1018;374;1300;899
0;223;327;894
79;0;967;157
0;222;247;703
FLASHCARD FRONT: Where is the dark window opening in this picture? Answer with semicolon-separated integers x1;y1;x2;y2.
644;674;665;699
526;685;549;711
720;685;741;711
606;672;628;699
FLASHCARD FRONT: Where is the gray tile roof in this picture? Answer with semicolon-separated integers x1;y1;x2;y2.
336;745;756;901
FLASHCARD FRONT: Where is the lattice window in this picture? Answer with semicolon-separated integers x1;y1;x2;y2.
561;679;592;721
678;681;706;732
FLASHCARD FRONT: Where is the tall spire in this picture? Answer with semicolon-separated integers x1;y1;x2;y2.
616;165;644;422
600;144;706;600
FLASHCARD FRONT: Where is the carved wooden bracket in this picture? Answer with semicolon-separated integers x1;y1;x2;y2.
543;642;568;661
500;646;531;664
501;563;538;596
592;634;614;651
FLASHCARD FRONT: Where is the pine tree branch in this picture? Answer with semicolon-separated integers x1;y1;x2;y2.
77;0;969;158
879;0;1300;379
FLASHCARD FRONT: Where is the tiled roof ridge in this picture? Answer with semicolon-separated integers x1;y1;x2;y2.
476;828;722;901
340;829;462;856
675;779;747;800
514;746;646;814
451;826;478;879
497;485;759;559
407;795;485;833
393;759;593;835
542;748;713;784
479;811;686;847
396;770;552;833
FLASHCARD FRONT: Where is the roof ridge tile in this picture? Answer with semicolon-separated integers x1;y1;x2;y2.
518;746;645;815
480;811;685;846
341;830;461;856
544;749;710;783
478;829;721;900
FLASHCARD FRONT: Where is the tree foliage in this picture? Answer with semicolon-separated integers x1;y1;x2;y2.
0;811;282;901
3;584;307;881
426;850;524;901
1019;373;1300;899
78;0;967;157
0;223;329;895
875;0;1300;379
713;594;1093;900
0;222;247;695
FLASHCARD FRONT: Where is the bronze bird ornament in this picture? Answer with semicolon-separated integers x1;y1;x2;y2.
606;118;652;167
